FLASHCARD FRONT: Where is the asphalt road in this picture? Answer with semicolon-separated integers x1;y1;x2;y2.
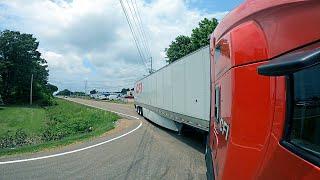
0;98;207;180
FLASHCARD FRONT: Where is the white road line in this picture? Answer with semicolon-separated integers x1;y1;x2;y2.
66;98;140;120
0;121;143;165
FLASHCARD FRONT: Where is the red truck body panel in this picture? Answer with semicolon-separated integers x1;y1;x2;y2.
207;0;320;179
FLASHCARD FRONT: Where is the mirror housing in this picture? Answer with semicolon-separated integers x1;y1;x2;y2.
258;43;320;76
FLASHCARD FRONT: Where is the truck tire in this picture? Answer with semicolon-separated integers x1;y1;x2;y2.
205;136;214;180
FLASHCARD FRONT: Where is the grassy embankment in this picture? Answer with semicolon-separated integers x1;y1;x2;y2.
0;98;119;156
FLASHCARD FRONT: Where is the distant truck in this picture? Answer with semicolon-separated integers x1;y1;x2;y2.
206;0;320;179
134;46;210;132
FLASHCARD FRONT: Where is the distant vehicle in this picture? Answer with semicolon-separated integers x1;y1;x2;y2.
89;93;106;100
108;94;121;100
97;94;107;100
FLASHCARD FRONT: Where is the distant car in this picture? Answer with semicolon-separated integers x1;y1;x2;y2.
64;96;68;98
108;94;121;100
97;95;107;100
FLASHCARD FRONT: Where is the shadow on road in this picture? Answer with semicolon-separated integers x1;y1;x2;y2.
143;117;206;154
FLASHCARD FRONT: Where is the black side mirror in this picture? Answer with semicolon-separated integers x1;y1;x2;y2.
258;44;320;76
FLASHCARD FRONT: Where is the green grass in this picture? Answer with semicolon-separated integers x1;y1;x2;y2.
0;98;119;157
0;106;46;136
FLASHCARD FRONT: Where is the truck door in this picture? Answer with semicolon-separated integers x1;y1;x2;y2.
258;44;320;179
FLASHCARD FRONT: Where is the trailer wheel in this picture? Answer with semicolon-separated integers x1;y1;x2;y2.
140;107;143;116
138;107;142;115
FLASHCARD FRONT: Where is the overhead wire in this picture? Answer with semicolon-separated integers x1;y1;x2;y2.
51;0;153;92
119;0;149;72
132;0;152;58
127;0;151;59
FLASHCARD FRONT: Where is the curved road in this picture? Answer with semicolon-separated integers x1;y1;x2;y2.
0;98;206;180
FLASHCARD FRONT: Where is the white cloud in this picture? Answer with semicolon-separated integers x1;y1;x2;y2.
42;50;90;75
0;0;228;92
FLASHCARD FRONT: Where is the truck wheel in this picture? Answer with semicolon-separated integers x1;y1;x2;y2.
205;136;214;180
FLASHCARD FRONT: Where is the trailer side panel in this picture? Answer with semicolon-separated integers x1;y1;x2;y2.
135;46;210;131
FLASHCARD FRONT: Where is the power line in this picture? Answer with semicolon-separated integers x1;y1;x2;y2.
120;0;149;72
129;0;153;73
127;0;151;59
124;0;150;59
132;0;152;57
120;0;154;73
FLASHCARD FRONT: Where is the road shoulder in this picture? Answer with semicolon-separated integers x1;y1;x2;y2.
0;118;141;162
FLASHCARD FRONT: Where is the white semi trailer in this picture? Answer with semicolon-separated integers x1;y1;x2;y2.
134;46;210;132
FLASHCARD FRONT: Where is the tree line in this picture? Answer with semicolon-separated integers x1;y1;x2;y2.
0;30;57;105
165;18;218;63
56;88;132;96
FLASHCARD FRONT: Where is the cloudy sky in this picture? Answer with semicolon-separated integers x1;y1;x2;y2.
0;0;242;92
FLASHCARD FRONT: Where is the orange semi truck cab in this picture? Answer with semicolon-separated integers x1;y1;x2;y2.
205;0;320;179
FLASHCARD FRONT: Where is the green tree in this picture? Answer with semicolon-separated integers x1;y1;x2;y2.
121;88;130;94
165;18;218;63
190;18;218;50
74;91;85;96
90;89;97;94
56;89;72;96
0;30;50;104
165;35;193;63
46;83;58;95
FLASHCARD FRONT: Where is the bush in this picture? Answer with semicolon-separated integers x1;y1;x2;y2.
41;117;94;141
41;100;118;142
15;129;28;146
0;129;31;149
36;92;55;106
0;131;15;148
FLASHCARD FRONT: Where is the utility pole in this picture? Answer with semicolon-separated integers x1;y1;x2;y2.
30;74;33;105
150;57;153;74
85;80;87;96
